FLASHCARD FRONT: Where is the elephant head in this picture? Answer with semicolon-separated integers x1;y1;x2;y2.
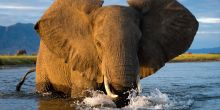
34;0;198;105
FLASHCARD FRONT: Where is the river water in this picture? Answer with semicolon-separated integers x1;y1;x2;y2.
0;62;219;110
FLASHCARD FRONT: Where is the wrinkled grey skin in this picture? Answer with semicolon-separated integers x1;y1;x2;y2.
31;0;198;107
93;6;141;92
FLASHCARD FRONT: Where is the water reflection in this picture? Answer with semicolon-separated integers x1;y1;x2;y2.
38;98;74;110
0;62;220;110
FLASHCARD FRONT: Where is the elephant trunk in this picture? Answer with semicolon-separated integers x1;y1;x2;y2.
102;50;140;98
108;64;138;91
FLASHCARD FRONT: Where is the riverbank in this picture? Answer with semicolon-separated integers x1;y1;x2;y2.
0;54;220;66
0;55;36;66
171;54;220;62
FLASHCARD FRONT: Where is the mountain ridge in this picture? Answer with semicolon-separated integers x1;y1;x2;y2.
0;23;40;54
188;47;220;54
0;23;219;54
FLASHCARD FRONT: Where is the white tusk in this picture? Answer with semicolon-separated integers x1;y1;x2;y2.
137;75;142;94
104;75;118;98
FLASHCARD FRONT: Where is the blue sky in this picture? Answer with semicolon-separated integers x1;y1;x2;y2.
0;0;219;49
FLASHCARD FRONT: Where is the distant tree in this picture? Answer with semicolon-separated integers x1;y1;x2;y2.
16;49;27;55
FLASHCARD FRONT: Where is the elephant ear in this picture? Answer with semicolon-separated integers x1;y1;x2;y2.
35;0;103;60
35;0;104;81
129;0;199;79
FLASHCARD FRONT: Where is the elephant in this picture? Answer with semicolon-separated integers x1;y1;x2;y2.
16;49;27;55
18;0;198;107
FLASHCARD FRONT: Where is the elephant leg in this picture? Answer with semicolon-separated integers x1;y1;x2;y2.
36;42;55;94
70;71;97;98
36;67;52;93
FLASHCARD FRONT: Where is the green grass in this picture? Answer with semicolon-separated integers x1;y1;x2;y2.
0;55;37;66
172;54;220;62
0;54;220;66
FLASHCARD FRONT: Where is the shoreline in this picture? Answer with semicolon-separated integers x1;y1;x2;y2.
169;60;220;63
0;64;36;68
0;54;220;66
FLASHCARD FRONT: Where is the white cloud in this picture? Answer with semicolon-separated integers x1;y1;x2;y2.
197;31;220;34
197;17;220;24
0;4;46;10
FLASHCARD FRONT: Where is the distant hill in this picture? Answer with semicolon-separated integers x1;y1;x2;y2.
0;23;219;55
0;23;39;54
188;47;220;54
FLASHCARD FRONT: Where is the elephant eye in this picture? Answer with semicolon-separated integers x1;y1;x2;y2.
95;40;102;48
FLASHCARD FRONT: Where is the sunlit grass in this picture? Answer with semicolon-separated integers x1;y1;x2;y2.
0;55;36;66
0;54;220;66
172;54;220;62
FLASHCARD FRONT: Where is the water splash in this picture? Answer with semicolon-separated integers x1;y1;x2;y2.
124;88;171;109
82;91;116;108
74;89;194;110
73;91;117;109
